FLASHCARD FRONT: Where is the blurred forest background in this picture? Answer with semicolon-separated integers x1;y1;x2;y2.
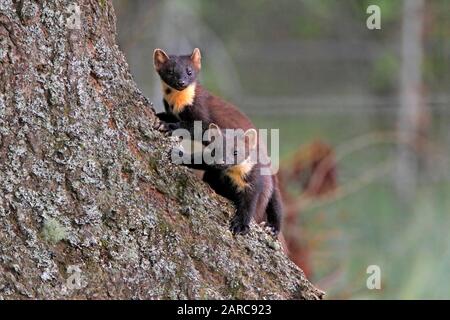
113;0;450;299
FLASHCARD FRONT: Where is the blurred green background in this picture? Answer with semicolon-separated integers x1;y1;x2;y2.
113;0;450;299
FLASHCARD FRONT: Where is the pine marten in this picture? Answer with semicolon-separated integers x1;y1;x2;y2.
153;48;282;235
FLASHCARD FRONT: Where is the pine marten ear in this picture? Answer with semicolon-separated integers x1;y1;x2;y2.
153;49;169;71
244;129;258;150
190;48;202;70
207;123;222;141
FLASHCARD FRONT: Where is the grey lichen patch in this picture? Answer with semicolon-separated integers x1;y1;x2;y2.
175;174;190;201
0;38;8;62
266;238;282;251
18;0;39;25
41;218;68;244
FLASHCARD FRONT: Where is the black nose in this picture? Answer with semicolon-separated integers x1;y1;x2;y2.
178;80;186;87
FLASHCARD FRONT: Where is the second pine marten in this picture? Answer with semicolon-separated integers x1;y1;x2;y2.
179;123;283;235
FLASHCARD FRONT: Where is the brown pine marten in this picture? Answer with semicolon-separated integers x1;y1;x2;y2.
153;48;254;133
153;48;282;235
179;123;283;235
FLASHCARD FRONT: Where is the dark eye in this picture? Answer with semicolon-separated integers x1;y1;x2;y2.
186;68;192;76
168;69;174;75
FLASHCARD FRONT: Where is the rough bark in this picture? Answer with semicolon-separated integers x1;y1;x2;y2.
0;0;323;299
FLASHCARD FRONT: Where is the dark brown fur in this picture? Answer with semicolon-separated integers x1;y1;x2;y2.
154;48;282;235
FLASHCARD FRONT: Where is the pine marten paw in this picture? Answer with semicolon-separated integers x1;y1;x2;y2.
230;216;250;235
155;121;171;134
156;121;181;135
267;225;280;236
260;221;280;236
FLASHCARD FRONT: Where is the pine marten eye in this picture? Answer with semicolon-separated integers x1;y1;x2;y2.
168;68;174;75
186;68;192;76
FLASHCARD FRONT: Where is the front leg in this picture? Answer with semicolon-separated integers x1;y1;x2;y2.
156;111;179;124
230;188;260;235
155;112;181;133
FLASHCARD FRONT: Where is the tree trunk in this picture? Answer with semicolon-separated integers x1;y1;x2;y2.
0;0;322;299
396;0;429;199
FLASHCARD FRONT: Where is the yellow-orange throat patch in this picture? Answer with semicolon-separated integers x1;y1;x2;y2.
226;160;254;191
162;82;196;114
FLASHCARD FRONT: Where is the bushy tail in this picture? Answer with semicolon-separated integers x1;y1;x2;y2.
266;181;283;234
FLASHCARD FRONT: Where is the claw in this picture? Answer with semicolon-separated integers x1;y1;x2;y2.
267;223;280;236
156;121;171;133
230;216;250;235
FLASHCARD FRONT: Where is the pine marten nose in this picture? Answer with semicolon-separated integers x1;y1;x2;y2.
178;80;186;87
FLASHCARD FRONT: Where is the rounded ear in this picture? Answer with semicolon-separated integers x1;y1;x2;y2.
207;123;222;141
153;49;169;71
190;48;202;70
244;128;258;149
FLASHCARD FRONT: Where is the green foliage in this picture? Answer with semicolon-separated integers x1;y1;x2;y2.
292;1;337;38
370;52;399;94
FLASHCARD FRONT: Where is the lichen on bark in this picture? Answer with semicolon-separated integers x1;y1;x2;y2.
0;0;323;299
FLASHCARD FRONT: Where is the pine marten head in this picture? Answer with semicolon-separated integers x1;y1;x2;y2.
205;124;258;190
205;123;258;172
153;48;201;91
